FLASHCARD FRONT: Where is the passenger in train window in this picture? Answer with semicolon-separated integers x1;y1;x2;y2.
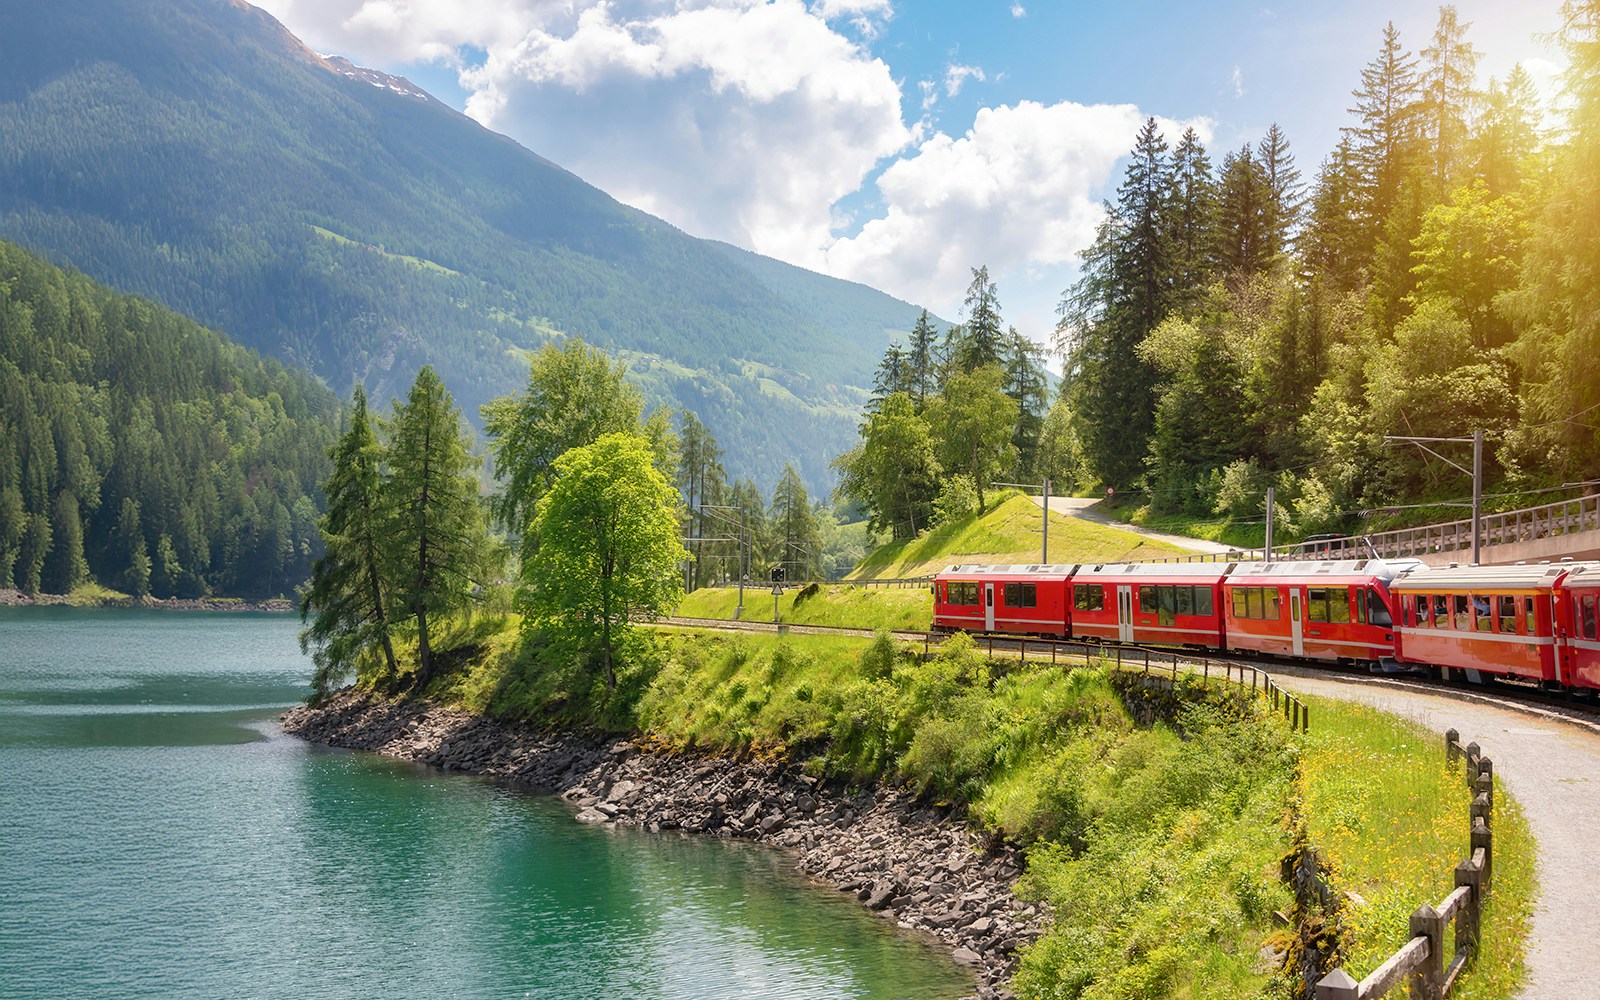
1416;596;1431;625
1435;596;1450;627
1472;595;1493;632
1454;595;1471;630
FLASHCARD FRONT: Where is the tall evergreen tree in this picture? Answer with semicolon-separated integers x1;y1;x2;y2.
1471;66;1541;196
1059;118;1175;487
1003;330;1050;480
770;465;821;580
1169;127;1218;312
116;497;150;597
868;342;910;413
383;367;486;689
1419;6;1480;195
677;410;728;590
1257;123;1305;258
1344;22;1423;250
953;266;1005;372
299;387;398;697
1216;144;1272;277
906;309;940;410
1303;138;1369;290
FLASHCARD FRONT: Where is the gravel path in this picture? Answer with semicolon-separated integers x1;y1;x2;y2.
1267;670;1600;1000
1036;497;1237;555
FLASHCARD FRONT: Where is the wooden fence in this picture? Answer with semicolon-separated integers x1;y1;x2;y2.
1314;731;1496;999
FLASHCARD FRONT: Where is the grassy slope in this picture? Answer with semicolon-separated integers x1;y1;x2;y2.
850;494;1192;580
1298;698;1533;998
676;583;933;631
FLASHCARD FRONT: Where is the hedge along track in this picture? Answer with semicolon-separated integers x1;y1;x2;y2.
657;616;1600;732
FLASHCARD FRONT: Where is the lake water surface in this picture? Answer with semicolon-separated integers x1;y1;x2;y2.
0;607;971;999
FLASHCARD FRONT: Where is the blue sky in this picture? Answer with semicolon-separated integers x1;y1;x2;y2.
255;0;1567;351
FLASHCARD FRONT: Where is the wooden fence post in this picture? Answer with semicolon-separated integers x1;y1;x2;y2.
1471;816;1493;893
1465;742;1481;785
1314;969;1359;1000
1454;858;1482;958
1445;728;1460;766
1410;902;1445;1000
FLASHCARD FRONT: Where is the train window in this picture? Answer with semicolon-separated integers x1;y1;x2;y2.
1583;596;1598;641
947;582;979;606
1232;588;1247;617
1004;583;1037;608
985;586;993;607
1472;595;1493;632
1073;584;1104;611
1453;595;1471;630
1328;587;1351;624
1434;596;1450;628
1526;597;1536;634
1176;586;1193;615
1355;589;1367;624
1498;595;1518;634
1196;588;1213;616
1368;589;1392;627
1264;588;1281;620
1244;587;1261;619
1307;588;1329;623
1139;586;1158;614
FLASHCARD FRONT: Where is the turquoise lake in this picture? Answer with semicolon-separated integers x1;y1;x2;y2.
0;607;971;998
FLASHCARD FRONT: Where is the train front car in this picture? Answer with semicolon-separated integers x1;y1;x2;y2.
1065;563;1228;650
1222;559;1419;667
1391;563;1568;685
1557;565;1600;693
931;564;1074;637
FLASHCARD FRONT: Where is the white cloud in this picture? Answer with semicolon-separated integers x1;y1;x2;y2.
1010;3;1026;17
1232;65;1244;98
824;101;1209;319
944;63;986;97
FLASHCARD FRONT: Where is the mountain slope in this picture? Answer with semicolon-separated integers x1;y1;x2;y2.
0;0;931;490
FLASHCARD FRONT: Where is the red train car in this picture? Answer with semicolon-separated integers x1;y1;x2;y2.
932;564;1073;636
1391;563;1566;685
1222;559;1418;665
1065;563;1227;650
1557;565;1600;692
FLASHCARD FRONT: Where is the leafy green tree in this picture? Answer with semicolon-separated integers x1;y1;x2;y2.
384;367;488;689
299;387;398;697
1410;183;1527;348
525;433;686;690
482;338;643;538
927;365;1018;514
833;392;940;540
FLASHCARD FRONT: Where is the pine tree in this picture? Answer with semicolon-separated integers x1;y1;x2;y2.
1257;123;1304;258
1419;6;1480;195
1344;22;1423;251
1002;330;1050;479
1303;138;1369;290
906;309;940;410
383;368;487;689
1471;66;1541;196
299;387;398;697
1216;144;1271;277
770;465;820;580
1169;127;1218;311
116;497;151;597
953;266;1004;373
868;342;910;413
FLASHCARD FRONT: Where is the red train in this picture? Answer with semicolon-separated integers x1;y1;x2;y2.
933;558;1600;695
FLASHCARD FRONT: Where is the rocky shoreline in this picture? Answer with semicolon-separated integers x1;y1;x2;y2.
0;588;292;612
282;691;1049;999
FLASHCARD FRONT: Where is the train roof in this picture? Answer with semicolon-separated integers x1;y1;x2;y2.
1227;558;1424;583
938;563;1080;577
1070;561;1232;580
1391;560;1598;591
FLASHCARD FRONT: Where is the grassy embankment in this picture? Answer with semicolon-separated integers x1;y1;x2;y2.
423;611;1532;999
677;493;1193;631
1298;698;1534;999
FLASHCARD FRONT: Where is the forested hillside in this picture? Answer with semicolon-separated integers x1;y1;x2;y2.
0;241;337;597
1047;6;1600;533
0;0;931;492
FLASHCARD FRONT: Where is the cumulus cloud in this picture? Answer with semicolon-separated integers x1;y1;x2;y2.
1011;3;1026;17
824;102;1208;315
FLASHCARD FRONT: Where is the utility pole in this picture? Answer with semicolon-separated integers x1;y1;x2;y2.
993;478;1052;563
1383;432;1485;566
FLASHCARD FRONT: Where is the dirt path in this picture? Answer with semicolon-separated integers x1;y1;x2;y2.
1034;497;1236;555
1268;670;1600;1000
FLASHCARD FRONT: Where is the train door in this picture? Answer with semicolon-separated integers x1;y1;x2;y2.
1289;588;1305;657
1117;585;1134;642
983;583;995;631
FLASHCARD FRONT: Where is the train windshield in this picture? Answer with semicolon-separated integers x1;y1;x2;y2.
1367;588;1393;627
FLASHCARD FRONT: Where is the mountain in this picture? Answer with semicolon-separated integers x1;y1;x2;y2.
0;0;935;492
0;239;337;598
